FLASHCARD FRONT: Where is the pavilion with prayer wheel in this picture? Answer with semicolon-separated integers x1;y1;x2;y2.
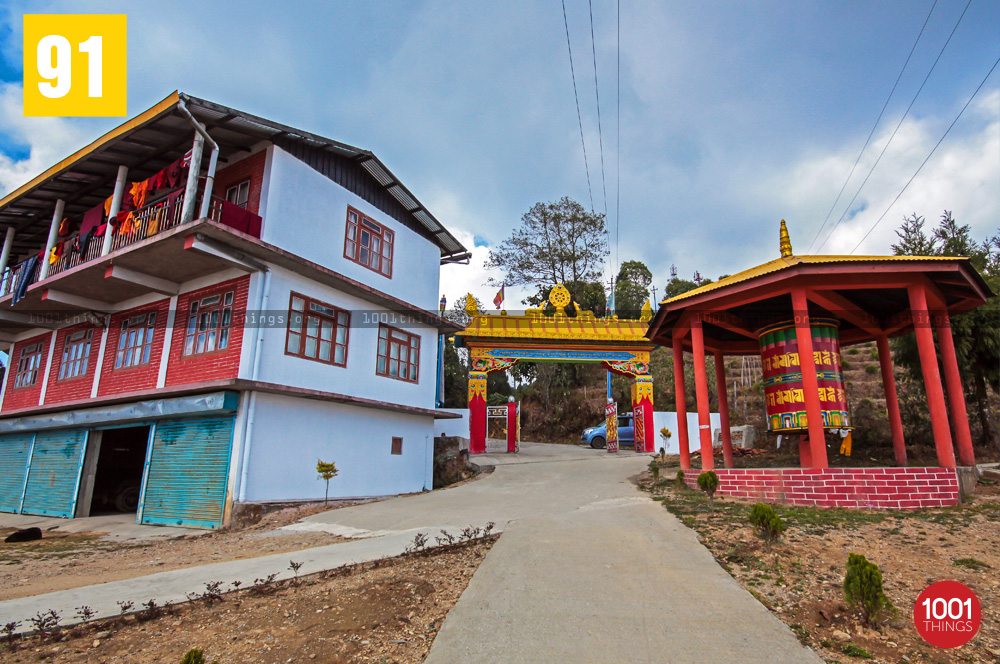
645;221;992;509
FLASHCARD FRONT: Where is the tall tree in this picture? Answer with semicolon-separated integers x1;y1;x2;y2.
614;260;652;318
891;211;999;451
485;197;608;298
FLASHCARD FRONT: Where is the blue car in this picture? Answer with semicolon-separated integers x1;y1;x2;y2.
581;413;634;449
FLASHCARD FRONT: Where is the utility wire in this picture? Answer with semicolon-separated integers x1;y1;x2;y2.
807;0;939;253
615;0;621;280
588;0;609;220
561;0;595;212
849;54;999;254
816;0;974;253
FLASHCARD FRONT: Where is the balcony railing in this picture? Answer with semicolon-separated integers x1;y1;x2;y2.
0;190;229;299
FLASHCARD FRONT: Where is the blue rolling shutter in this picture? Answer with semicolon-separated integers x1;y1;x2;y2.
20;429;89;518
139;416;235;529
0;433;34;513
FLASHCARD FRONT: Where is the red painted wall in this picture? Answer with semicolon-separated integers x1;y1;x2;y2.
43;323;103;405
213;150;266;215
682;467;960;510
1;332;53;411
96;299;171;397
165;275;250;387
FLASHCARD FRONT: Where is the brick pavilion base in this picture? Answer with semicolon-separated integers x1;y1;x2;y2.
680;467;960;509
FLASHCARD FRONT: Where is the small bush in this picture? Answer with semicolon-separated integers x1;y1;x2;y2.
864;364;879;375
952;557;990;570
843;553;895;625
847;348;860;356
179;649;218;664
675;469;685;487
749;503;786;548
697;471;720;508
648;461;660;479
840;643;873;659
841;360;852;370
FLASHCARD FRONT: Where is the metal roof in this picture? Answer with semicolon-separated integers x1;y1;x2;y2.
0;91;469;262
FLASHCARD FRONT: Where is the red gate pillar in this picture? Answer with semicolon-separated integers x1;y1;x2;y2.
936;315;976;466
908;284;956;467
672;332;691;470
632;374;655;453
791;289;829;469
876;333;907;466
690;317;714;470
713;350;734;468
506;398;517;454
468;371;487;455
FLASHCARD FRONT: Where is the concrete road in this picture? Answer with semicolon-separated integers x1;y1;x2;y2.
0;443;822;661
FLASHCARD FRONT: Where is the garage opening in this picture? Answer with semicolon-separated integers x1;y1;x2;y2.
87;426;150;515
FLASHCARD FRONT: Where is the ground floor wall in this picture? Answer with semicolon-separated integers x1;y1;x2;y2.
237;392;434;503
679;467;960;509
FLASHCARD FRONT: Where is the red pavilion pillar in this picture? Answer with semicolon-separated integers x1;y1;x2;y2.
468;371;487;455
936;314;976;466
791;289;828;469
875;333;907;466
908;284;956;467
672;331;692;470
798;435;813;468
714;350;734;468
690;317;714;470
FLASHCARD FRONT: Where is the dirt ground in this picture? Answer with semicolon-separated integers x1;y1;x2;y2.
639;470;1000;663
1;537;493;664
0;503;355;601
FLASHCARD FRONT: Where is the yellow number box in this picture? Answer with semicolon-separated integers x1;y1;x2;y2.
23;14;127;117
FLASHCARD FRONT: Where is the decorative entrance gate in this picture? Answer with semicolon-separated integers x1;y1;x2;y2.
456;284;657;455
485;401;520;453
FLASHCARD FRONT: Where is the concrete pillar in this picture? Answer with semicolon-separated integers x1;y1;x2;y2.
0;227;15;293
101;165;129;256
672;332;691;470
714;350;734;468
936;315;975;466
876;333;907;466
791;289;829;468
907;284;955;467
37;198;65;280
180;131;205;225
690;317;714;470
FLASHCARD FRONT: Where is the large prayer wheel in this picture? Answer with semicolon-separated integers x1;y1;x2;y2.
757;318;850;432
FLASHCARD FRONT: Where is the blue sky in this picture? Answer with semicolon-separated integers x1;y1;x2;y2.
0;0;997;309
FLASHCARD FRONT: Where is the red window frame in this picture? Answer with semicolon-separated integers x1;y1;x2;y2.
114;311;157;370
58;328;94;380
285;292;350;366
344;206;393;278
183;289;235;357
13;342;43;389
376;324;419;383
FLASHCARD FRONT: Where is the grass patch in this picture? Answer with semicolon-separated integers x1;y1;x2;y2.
952;557;990;570
840;643;873;659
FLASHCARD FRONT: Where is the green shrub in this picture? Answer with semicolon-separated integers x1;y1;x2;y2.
847;348;860;355
843;553;895;625
697;471;720;508
675;469;685;486
840;643;873;659
180;650;218;664
749;503;786;548
841;360;852;370
648;461;660;479
864;364;879;375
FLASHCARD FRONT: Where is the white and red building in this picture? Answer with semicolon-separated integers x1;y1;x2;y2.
0;92;467;528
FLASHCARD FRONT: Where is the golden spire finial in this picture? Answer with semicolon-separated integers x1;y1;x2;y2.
779;219;793;258
464;293;479;317
639;299;653;322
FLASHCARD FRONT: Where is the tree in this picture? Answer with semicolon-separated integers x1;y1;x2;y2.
614;260;652;318
665;278;698;299
891;211;999;451
316;459;338;504
485;197;608;297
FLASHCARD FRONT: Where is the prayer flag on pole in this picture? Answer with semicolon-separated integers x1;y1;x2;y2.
493;284;505;309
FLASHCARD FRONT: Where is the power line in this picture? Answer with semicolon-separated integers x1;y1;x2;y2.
850;54;1000;254
816;0;974;252
588;0;609;221
561;0;595;212
807;0;939;253
615;0;621;277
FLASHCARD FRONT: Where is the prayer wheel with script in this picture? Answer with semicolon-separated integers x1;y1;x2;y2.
757;318;850;433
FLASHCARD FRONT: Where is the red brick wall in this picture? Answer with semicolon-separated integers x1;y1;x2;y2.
165;275;251;387
43;324;103;405
96;299;171;397
213;150;267;215
1;332;53;411
681;467;960;510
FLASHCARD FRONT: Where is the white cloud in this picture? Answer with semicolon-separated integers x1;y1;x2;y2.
0;82;92;197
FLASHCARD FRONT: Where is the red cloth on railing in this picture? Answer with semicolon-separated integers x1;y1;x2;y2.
81;203;104;234
95;223;108;238
216;200;262;237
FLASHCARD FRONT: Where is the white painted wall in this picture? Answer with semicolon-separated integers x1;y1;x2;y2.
262;146;440;311
652;411;723;455
242;392;434;501
249;265;438;409
435;408;470;438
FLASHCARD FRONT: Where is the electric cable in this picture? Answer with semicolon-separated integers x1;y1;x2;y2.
561;0;595;212
588;0;609;220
